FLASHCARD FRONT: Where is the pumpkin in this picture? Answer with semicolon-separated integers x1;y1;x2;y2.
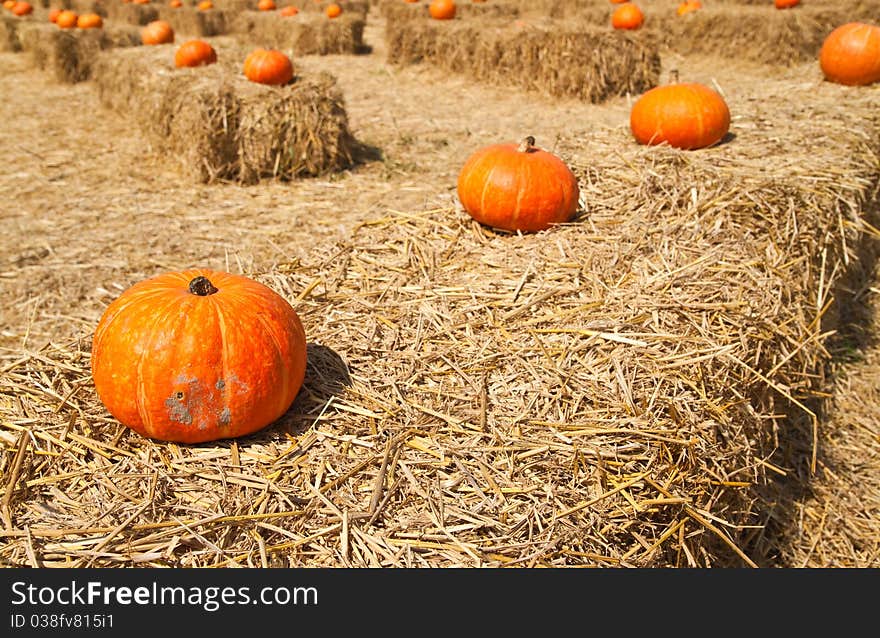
611;2;643;30
243;48;294;85
48;7;60;21
279;5;298;15
676;0;701;16
774;0;799;8
2;0;14;10
456;136;580;233
630;81;730;150
55;10;78;28
133;0;151;4
11;1;32;15
76;13;102;28
141;19;174;44
169;0;182;7
429;0;455;20
819;22;880;86
610;0;628;3
197;0;212;9
258;0;275;9
91;270;308;444
175;39;217;67
325;2;341;17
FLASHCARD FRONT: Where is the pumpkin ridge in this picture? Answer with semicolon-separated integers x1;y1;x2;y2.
253;308;294;419
211;299;234;435
480;159;501;224
512;153;528;229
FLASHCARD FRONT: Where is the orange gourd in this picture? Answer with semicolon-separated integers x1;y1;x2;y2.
91;270;308;444
243;48;294;85
429;0;455;20
258;0;275;9
55;10;78;28
774;0;799;8
457;136;580;233
819;22;880;86
141;19;174;44
279;5;298;15
611;3;643;30
48;7;60;21
76;13;103;28
676;0;701;16
630;81;730;150
175;39;217;67
11;1;32;15
325;2;341;17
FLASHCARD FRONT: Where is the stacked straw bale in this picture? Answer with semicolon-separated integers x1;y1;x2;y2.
91;43;356;183
380;0;520;21
207;0;369;15
231;10;366;55
0;13;32;52
156;5;235;37
386;17;661;103
17;20;142;83
105;2;160;25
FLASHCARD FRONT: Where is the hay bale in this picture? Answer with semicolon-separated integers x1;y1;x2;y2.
156;6;234;37
64;0;110;16
380;0;520;22
231;10;366;55
18;21;142;83
209;0;369;15
0;14;31;52
105;3;160;26
386;17;661;103
647;3;864;66
92;43;356;183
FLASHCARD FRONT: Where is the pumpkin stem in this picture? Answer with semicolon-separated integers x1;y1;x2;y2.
517;136;537;153
188;276;219;296
670;69;680;84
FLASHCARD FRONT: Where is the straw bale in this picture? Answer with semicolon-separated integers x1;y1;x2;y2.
63;0;110;16
0;14;30;52
17;21;142;83
156;6;235;37
386;18;661;103
208;0;369;15
231;10;366;55
105;3;160;25
91;43;356;183
380;0;520;22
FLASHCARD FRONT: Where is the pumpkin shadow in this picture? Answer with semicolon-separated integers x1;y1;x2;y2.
272;343;354;436
715;131;737;147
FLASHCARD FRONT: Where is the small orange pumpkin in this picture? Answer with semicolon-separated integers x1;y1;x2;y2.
77;13;103;28
279;5;298;15
630;81;730;150
91;270;308;444
197;0;212;9
611;2;643;30
676;0;701;16
133;0;151;4
243;48;294;85
169;0;182;7
774;0;799;8
258;0;275;9
2;0;15;10
325;2;341;17
11;1;32;15
48;7;61;21
175;39;217;67
55;10;78;28
819;22;880;86
141;19;174;44
428;0;455;20
457;136;580;233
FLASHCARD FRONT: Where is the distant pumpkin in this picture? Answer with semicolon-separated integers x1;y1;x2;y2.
258;0;275;9
175;39;217;67
630;81;731;150
325;2;341;17
169;0;182;7
819;22;880;86
676;0;701;16
48;7;61;21
428;0;455;20
197;0;212;9
2;0;15;10
611;2;643;30
279;5;298;15
91;269;308;444
55;10;78;28
774;0;799;8
141;19;174;44
457;136;580;233
11;1;32;15
243;47;294;85
76;13;103;28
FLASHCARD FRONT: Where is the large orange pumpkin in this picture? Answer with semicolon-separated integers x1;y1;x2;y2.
429;0;455;20
630;82;731;150
55;10;78;28
611;3;643;30
175;39;217;67
141;19;174;44
76;13;103;28
91;270;308;444
11;1;32;15
819;22;880;86
774;0;799;8
243;48;294;85
456;136;580;233
279;5;298;15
